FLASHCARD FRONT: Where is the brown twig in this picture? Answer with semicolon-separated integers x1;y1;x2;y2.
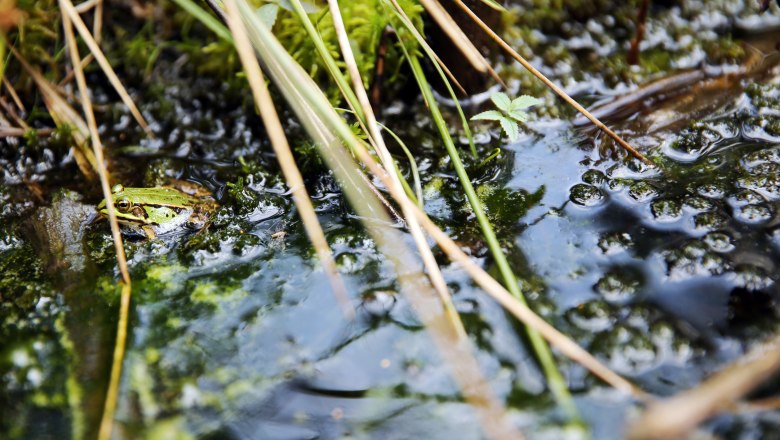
60;0;153;136
325;0;465;338
0;127;54;137
450;0;652;165
419;0;505;88
60;5;133;440
628;0;651;65
2;76;26;114
0;95;28;129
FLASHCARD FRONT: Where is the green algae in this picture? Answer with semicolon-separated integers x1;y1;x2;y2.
3;0;780;438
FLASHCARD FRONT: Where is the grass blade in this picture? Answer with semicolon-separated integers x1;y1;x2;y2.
225;1;520;436
384;0;478;157
60;0;152;136
408;52;581;422
225;0;353;318
325;0;464;337
59;5;133;440
8;44;97;180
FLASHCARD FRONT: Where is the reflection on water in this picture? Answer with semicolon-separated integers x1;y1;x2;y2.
3;3;780;439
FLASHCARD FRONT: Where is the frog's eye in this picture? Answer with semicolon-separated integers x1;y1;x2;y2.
116;199;131;211
111;184;124;194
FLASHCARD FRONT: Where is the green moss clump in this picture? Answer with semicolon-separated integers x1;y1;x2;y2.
272;0;424;101
0;245;50;326
476;183;544;228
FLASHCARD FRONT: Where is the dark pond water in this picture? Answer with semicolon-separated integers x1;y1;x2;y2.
2;1;780;439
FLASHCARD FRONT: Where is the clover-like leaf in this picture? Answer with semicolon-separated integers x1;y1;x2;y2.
471;110;504;121
490;92;511;112
509;95;542;111
506;110;528;123
499;117;519;142
257;4;279;28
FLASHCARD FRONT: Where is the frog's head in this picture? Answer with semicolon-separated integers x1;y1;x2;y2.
96;184;150;225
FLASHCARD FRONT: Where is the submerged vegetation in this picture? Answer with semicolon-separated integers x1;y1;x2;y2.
1;0;780;439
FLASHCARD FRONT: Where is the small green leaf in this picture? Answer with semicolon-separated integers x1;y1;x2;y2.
471;110;504;121
509;95;542;111
499;117;519;142
507;110;528;123
490;92;511;112
257;4;279;28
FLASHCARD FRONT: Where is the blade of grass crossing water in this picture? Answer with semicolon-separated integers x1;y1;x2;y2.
407;53;581;422
226;3;520;436
224;0;353;318
325;0;464;338
383;0;478;158
59;5;132;440
378;122;423;206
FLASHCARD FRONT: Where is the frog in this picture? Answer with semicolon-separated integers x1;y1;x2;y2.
96;182;218;239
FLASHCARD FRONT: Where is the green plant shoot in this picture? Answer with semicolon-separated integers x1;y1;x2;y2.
471;92;542;142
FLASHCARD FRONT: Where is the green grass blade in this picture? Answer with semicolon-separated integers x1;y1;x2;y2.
170;0;233;42
408;54;581;423
381;0;477;158
287;0;365;123
378;122;423;207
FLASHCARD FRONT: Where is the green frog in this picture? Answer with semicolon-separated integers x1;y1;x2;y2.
96;182;218;239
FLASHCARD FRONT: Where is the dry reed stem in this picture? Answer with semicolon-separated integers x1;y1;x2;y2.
326;0;465;338
628;332;780;440
0;93;28;129
230;3;521;435
74;0;99;13
61;6;132;440
418;0;505;87
450;0;652;165
2;76;26;114
0;127;53;136
62;0;102;86
60;0;152;136
344;126;643;396
8;44;98;180
98;283;132;440
93;0;103;44
60;2;129;284
59;53;95;87
386;0;467;96
421;0;486;71
224;0;353;319
740;395;780;412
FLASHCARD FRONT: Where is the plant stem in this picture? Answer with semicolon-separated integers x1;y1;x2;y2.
409;54;581;422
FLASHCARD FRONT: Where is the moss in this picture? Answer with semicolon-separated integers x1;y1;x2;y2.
0;244;50;325
272;0;424;102
703;36;746;65
476;183;544;228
